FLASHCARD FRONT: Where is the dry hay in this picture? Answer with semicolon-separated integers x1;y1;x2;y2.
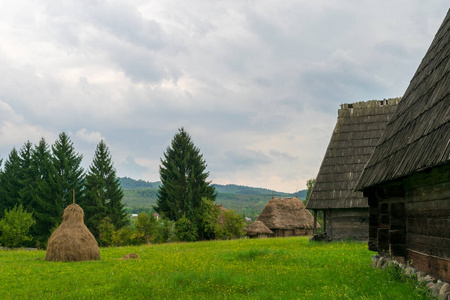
117;253;140;260
247;221;273;236
256;197;320;230
45;203;100;262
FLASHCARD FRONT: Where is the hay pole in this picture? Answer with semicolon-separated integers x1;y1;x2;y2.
73;189;75;204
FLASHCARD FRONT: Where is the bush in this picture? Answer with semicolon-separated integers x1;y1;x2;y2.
216;210;245;240
155;218;175;244
175;216;198;242
114;226;135;246
98;217;116;247
134;212;157;244
0;205;36;248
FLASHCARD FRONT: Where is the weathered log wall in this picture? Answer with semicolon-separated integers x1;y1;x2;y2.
327;208;369;241
365;163;450;282
403;163;450;282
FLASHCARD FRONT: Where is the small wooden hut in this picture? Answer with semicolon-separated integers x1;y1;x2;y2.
247;221;274;238
306;99;399;241
355;9;450;282
256;197;317;237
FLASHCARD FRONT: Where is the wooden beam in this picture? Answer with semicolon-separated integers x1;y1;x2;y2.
313;210;317;234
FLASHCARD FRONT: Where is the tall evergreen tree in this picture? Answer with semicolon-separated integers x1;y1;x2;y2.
25;138;60;246
0;158;3;218
51;132;84;208
18;141;34;208
155;128;217;240
0;148;22;218
81;140;127;238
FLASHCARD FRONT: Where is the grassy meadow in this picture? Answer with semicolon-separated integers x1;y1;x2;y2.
1;237;430;299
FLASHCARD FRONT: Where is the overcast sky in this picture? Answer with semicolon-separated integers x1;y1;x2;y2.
0;1;448;193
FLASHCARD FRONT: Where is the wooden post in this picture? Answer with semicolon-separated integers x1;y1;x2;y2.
323;210;327;237
73;189;75;204
313;210;317;234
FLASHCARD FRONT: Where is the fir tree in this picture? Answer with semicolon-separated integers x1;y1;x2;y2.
0;148;22;218
155;128;217;240
0;157;2;212
81;140;127;238
26;138;60;246
18;141;34;208
51;132;84;209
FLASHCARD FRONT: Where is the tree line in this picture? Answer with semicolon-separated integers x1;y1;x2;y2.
0;128;245;248
0;132;126;247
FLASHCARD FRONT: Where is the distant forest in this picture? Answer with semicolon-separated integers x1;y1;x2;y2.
119;177;307;220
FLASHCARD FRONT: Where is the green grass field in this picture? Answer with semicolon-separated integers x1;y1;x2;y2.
0;237;430;299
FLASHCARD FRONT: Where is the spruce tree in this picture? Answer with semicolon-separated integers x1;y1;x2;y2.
26;138;60;246
0;158;3;218
51;132;84;209
0;148;22;218
81;140;127;238
155;128;217;240
18;141;34;208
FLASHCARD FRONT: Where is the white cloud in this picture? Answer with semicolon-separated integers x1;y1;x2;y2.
75;128;104;144
0;101;56;147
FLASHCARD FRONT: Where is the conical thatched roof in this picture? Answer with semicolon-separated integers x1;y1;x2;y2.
247;221;273;235
256;197;318;229
356;10;450;190
45;203;100;262
307;99;399;210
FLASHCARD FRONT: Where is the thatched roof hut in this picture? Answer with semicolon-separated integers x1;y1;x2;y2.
355;9;450;282
306;99;399;241
256;197;317;237
45;203;100;262
247;221;273;238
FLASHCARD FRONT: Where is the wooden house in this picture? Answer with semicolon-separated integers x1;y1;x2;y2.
306;99;399;241
256;197;317;237
247;221;274;238
355;10;450;282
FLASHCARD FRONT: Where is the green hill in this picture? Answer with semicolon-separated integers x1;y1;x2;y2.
119;177;306;220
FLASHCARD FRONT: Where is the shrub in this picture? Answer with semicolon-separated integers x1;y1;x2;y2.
0;205;36;248
175;216;198;242
98;217;116;247
216;210;245;240
134;212;157;244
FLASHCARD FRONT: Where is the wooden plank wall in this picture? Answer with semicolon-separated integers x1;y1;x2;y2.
328;208;369;241
366;163;450;282
403;163;450;282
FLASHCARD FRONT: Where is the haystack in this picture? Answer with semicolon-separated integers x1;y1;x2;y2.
256;197;319;237
45;203;100;262
247;221;273;238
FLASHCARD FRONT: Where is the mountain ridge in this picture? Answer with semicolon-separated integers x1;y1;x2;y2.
119;176;306;197
119;177;307;219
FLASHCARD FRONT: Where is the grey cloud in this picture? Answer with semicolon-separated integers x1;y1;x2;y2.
221;148;273;170
269;149;298;161
1;1;449;192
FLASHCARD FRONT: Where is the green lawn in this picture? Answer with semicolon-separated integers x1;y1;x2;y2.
0;237;429;299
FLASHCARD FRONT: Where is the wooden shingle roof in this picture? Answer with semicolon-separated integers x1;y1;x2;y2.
356;10;450;190
307;99;399;209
